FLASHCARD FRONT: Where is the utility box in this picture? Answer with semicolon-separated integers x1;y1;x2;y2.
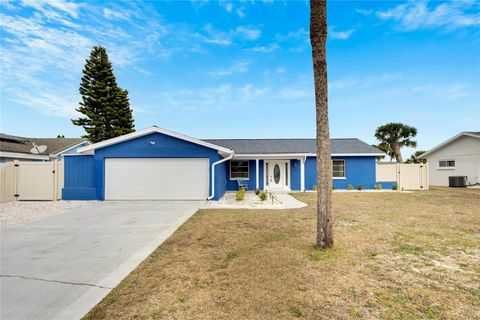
449;176;467;188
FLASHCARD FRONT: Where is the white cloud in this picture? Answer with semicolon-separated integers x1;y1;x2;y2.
276;67;286;74
329;27;356;40
275;28;309;51
235;26;261;40
209;60;250;77
376;1;480;31
154;82;313;112
236;8;245;18
355;8;373;16
0;1;191;118
250;43;279;53
199;24;261;46
219;1;233;13
20;0;81;18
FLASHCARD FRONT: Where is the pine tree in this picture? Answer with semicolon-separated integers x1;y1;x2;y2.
72;46;135;143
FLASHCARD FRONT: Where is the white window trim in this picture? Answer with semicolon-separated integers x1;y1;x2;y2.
437;159;455;170
332;159;346;179
230;160;249;180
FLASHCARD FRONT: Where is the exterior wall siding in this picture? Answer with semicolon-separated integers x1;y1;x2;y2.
304;156;378;190
63;132;226;200
424;135;480;186
290;159;301;190
62;155;97;200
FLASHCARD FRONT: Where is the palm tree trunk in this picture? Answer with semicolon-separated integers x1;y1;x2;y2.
394;144;403;163
310;0;333;249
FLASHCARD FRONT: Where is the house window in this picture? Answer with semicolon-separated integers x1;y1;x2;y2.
439;160;455;168
230;160;249;179
332;160;345;178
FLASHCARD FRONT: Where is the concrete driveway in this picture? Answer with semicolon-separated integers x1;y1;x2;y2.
1;200;203;320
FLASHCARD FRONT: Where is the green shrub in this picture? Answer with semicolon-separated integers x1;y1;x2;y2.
312;185;317;191
357;184;363;191
374;184;382;190
392;183;398;190
347;184;353;190
255;188;260;195
259;191;268;201
332;185;336;190
236;189;245;201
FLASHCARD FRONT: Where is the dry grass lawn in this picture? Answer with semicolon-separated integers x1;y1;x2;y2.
85;188;480;320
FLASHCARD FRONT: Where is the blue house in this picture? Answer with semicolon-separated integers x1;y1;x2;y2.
63;126;384;201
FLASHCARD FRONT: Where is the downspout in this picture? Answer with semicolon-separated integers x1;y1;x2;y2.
208;152;234;200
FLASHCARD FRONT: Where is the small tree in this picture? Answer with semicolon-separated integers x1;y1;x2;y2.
374;123;417;163
406;150;427;164
72;46;135;143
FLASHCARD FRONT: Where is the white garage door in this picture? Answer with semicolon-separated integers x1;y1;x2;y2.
105;158;209;200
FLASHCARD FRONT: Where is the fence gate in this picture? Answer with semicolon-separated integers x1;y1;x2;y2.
376;163;429;191
0;160;64;202
397;163;428;191
16;162;55;200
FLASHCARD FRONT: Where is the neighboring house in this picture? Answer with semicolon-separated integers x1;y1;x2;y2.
0;133;90;163
419;132;480;186
63;126;384;201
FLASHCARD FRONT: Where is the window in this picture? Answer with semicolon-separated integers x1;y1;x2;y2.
230;160;249;179
332;160;345;178
439;160;455;168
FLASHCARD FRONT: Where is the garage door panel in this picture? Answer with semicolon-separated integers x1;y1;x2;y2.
105;158;209;200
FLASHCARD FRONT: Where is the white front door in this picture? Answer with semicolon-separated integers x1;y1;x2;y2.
265;160;289;190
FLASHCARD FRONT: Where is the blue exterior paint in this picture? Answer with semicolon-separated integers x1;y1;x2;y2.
290;159;301;190
62;155;97;200
63;130;384;200
376;181;397;190
304;156;378;190
63;132;227;200
225;160;264;191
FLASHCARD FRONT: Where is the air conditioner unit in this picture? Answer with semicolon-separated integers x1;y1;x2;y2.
449;176;466;188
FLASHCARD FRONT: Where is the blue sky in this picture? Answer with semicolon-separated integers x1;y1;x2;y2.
1;0;479;158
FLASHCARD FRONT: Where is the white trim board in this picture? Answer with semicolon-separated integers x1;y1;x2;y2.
78;126;233;155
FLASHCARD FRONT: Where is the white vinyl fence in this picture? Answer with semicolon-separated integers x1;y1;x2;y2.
0;160;64;203
376;163;429;191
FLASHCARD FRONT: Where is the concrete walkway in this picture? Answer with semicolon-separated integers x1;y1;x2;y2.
200;192;307;210
1;200;202;320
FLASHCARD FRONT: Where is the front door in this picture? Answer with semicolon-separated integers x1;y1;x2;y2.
265;160;289;190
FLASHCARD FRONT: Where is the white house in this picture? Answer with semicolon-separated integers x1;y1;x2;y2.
419;132;480;186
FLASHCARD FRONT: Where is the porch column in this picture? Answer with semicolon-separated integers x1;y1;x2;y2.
300;157;305;191
255;159;259;190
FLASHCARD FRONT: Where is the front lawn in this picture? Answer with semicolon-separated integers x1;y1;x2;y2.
85;188;480;320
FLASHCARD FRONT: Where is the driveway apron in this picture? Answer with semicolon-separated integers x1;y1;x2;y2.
1;200;202;320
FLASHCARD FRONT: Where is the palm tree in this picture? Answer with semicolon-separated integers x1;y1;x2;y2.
406;150;427;164
373;143;394;162
374;123;417;163
310;0;333;249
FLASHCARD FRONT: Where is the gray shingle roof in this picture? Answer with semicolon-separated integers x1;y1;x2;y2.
0;133;88;155
203;138;383;155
